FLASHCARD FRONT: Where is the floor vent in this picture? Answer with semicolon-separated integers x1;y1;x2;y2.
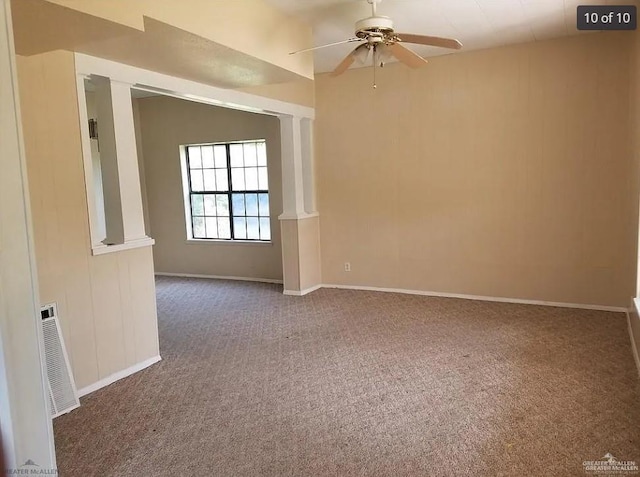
41;304;80;418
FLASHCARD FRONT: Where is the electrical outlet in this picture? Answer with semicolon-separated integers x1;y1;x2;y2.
344;262;351;272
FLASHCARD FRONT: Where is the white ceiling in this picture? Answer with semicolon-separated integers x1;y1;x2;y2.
265;0;638;73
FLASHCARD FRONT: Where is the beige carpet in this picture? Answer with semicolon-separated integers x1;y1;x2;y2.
53;277;640;476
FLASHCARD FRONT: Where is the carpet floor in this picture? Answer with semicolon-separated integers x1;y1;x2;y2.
53;277;640;476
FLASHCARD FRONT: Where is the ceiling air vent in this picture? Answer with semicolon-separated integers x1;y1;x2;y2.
41;303;80;418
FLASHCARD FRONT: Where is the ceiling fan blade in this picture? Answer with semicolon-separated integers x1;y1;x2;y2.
395;33;463;50
389;43;428;68
289;38;363;55
330;44;368;76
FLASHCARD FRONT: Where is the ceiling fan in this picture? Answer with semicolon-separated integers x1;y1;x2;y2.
290;0;463;87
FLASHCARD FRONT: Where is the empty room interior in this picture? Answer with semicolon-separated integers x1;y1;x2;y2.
2;0;640;475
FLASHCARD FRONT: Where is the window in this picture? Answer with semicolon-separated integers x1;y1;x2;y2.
183;140;271;241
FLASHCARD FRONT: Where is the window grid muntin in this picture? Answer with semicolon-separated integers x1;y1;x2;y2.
186;141;270;241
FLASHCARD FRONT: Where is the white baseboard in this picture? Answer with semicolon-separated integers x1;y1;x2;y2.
629;300;640;378
322;284;629;313
78;355;161;397
280;280;628;312
155;274;628;312
283;284;322;296
155;272;283;285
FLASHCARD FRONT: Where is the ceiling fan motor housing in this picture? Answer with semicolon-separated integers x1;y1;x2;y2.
355;16;394;41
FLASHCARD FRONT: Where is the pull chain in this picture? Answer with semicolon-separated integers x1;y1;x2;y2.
373;46;377;89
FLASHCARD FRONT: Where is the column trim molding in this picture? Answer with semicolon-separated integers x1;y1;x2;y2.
75;54;315;120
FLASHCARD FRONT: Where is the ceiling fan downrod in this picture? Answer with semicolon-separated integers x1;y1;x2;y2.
367;0;381;16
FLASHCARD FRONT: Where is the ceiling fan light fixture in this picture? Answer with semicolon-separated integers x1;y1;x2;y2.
376;44;392;66
354;44;370;64
291;0;462;82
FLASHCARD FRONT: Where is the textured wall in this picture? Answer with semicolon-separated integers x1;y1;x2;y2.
630;27;640;362
316;32;636;308
0;1;55;465
17;51;160;390
136;96;284;281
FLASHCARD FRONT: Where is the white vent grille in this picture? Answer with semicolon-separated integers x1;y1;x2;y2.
41;304;80;418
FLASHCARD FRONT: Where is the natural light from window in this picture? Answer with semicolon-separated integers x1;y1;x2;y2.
181;140;271;242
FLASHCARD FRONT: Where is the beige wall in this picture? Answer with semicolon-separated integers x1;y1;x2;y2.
0;0;55;465
17;50;160;391
44;0;313;80
630;28;640;360
12;0;315;108
136;96;284;281
236;79;315;108
316;32;637;308
633;27;640;298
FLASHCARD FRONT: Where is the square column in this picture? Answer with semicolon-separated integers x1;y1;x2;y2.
92;76;147;245
279;115;321;295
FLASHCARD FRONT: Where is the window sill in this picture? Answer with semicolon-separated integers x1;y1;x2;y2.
91;237;155;256
185;239;273;247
